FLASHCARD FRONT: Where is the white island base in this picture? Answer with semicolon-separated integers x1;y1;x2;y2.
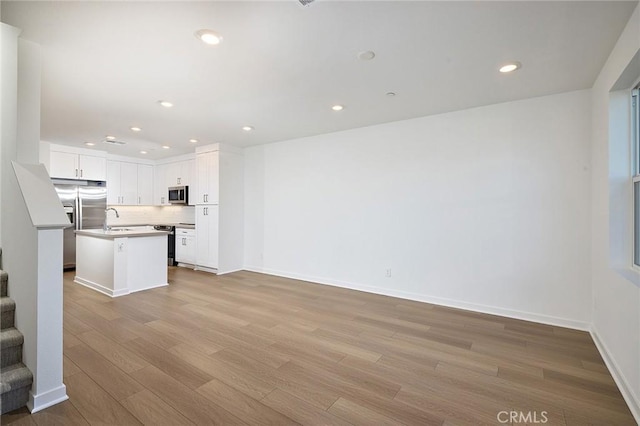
74;229;169;297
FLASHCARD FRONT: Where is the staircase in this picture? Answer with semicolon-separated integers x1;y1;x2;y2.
0;249;33;414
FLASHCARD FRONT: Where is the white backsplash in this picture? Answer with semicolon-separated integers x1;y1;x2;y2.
105;205;195;226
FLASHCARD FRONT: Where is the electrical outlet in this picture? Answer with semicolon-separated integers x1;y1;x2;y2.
385;268;392;277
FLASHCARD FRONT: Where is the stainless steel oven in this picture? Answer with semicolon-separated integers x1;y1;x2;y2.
154;225;176;265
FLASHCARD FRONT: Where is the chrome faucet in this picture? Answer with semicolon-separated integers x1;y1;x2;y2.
103;207;120;231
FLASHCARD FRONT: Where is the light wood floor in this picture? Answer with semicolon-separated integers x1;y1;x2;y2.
1;267;635;425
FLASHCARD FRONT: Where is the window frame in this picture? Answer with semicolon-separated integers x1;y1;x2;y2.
632;87;640;270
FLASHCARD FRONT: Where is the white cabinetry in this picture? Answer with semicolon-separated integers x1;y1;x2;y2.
154;158;195;206
175;228;196;265
137;164;154;205
154;164;169;205
107;161;137;205
107;160;153;205
194;144;243;274
49;151;106;181
196;151;219;204
195;205;218;269
166;160;194;187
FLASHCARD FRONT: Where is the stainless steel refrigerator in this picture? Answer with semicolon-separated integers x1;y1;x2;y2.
53;179;107;269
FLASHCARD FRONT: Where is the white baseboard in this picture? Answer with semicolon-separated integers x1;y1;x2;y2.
217;267;244;276
244;266;591;331
590;327;640;423
129;282;168;294
74;276;129;297
28;385;68;413
194;265;218;274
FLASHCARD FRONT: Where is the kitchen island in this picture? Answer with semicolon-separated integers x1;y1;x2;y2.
74;228;169;297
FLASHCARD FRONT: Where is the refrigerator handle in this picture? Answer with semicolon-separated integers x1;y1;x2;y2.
76;193;82;230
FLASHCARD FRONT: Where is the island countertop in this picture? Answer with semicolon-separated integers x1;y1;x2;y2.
74;229;168;297
75;228;170;239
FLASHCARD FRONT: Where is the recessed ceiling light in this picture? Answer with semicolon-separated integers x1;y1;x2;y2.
189;139;198;143
106;135;116;140
158;100;173;108
84;142;95;146
357;51;376;61
130;126;142;132
162;145;170;149
332;105;344;111
499;62;521;73
195;29;223;46
140;150;148;154
242;126;254;132
386;92;396;97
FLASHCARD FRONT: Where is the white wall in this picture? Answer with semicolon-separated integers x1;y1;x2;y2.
591;4;640;420
245;89;592;329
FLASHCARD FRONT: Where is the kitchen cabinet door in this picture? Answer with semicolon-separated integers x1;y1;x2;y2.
154;164;168;205
166;162;181;186
195;205;218;269
195;151;219;204
175;229;195;264
106;161;121;204
120;162;138;205
49;151;78;179
79;155;106;181
137;164;153;205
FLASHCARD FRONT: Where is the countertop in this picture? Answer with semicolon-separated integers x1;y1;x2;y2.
75;229;170;240
107;223;196;229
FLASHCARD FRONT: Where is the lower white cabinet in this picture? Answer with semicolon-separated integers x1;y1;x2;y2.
175;228;196;265
195;205;218;269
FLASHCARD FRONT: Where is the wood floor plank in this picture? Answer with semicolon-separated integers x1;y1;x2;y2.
168;343;277;401
129;365;247;425
75;330;149;374
125;337;213;390
3;268;635;425
31;400;89;426
261;388;352;426
63;355;82;378
64;372;142;425
328;397;405;426
197;378;299;425
65;343;144;401
120;389;195;426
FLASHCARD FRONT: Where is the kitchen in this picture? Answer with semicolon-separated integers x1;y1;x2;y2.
43;140;244;297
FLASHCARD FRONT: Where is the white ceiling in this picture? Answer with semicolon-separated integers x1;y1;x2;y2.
1;1;637;160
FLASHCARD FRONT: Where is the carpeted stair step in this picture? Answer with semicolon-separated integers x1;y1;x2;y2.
1;297;15;330
0;271;7;298
0;328;24;369
0;363;33;414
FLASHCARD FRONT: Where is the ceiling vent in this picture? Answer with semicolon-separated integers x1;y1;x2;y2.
103;139;126;145
299;0;315;6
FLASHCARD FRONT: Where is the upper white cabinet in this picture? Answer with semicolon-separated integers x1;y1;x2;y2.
49;151;106;181
154;158;195;206
166;160;193;187
107;160;153;205
137;164;154;205
195;151;219;205
107;161;138;205
153;164;169;206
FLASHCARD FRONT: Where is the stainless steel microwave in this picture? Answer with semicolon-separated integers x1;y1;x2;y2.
168;186;188;204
